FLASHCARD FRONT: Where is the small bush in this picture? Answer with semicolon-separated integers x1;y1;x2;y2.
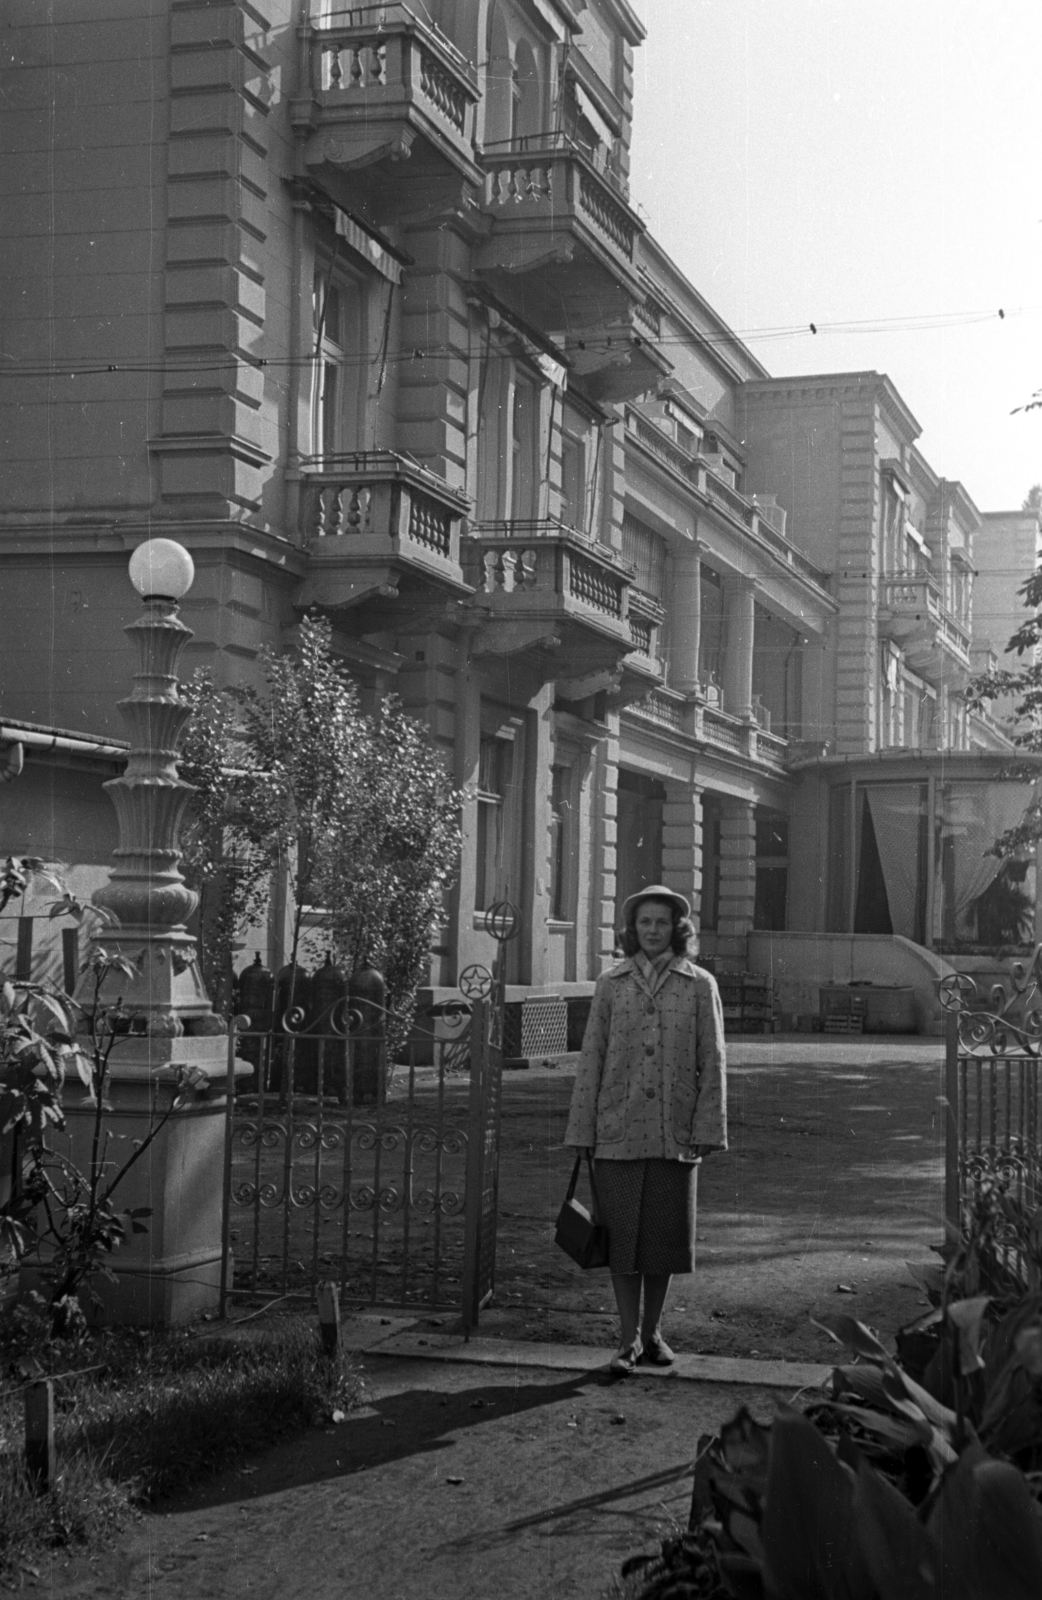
0;1303;360;1581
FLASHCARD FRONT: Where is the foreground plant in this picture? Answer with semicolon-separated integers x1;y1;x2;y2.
1;930;208;1331
617;1302;1042;1600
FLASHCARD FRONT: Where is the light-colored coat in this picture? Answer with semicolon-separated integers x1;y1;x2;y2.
564;956;727;1161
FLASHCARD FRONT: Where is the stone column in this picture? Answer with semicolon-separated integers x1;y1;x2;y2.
722;576;756;720
670;540;704;695
717;797;757;951
60;542;238;1325
662;782;703;924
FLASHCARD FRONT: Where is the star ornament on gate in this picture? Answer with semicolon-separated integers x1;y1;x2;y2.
459;964;494;1002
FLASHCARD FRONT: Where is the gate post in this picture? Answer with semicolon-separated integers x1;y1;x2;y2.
461;997;489;1336
944;1007;960;1231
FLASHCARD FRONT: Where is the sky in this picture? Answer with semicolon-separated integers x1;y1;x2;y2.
628;0;1042;513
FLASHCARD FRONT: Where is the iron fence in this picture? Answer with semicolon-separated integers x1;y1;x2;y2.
940;958;1042;1281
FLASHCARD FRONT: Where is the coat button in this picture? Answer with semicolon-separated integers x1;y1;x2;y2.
645;1002;656;1015
645;1087;656;1098
644;1044;655;1056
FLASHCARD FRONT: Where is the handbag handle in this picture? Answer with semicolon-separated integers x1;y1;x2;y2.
565;1152;602;1214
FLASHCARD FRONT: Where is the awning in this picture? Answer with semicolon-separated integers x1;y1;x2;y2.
333;208;402;285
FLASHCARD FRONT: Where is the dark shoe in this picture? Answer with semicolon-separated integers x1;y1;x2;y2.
610;1339;643;1374
641;1334;675;1366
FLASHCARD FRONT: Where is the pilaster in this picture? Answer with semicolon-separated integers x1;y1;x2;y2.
397;221;473;493
158;1;277;525
662;782;703;924
717;797;756;944
669;540;704;694
722;576;756;720
589;720;621;971
834;396;881;754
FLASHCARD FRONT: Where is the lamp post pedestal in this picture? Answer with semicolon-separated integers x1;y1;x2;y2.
56;1042;230;1325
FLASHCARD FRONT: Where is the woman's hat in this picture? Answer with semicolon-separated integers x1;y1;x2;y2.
621;884;691;921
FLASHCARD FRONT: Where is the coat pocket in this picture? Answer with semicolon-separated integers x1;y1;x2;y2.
670;1080;698;1144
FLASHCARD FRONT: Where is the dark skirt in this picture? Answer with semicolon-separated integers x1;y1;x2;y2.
593;1158;697;1275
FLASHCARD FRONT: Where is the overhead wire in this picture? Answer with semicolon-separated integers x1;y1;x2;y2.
0;306;1028;383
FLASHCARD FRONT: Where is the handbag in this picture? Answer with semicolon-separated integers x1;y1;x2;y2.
554;1153;610;1269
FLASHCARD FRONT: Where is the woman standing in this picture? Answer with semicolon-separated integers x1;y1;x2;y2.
564;885;727;1373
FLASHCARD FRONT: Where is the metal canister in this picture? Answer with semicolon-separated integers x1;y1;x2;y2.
234;952;273;1085
310;952;349;1103
348;965;386;1105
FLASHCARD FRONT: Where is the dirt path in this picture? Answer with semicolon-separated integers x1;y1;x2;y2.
482;1036;945;1362
39;1357;790;1600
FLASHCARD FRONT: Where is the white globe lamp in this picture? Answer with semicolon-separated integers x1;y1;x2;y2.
128;538;195;601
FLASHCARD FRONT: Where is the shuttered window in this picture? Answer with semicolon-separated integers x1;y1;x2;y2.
621;513;666;600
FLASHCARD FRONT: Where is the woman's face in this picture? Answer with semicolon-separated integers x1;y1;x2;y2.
634;900;674;958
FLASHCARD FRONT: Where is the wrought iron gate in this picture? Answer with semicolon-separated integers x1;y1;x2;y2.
219;907;518;1326
940;959;1042;1268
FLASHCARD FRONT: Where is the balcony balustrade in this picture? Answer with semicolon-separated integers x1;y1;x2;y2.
465;518;641;684
475;134;646;337
878;570;971;681
297;4;480;191
296;451;470;611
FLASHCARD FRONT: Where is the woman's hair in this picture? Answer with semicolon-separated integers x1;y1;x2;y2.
618;897;696;958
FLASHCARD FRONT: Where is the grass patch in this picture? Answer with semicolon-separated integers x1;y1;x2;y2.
0;1300;361;1582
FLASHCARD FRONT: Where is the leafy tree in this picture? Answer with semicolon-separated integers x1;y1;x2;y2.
178;616;462;1050
966;494;1042;859
177;670;269;1013
227;616;369;1011
322;699;461;1050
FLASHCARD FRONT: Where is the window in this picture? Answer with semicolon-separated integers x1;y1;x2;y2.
948;555;971;625
511;374;538;520
621;513;666;600
475;735;514;911
700;796;722;931
615;770;665;928
549;763;574;922
698;565;724;689
311;270;362;457
477;353;543;522
560;431;585;531
754;810;789;931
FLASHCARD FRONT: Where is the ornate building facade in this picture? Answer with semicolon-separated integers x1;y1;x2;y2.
1;0;1028;1018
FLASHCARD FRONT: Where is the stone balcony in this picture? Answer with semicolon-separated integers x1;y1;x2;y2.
295;451;471;612
624;408;830;591
295;5;480;195
878;571;972;684
464;518;643;692
475;134;646;341
627;689;792;768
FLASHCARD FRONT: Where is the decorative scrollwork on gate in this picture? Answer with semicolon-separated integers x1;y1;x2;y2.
938;947;1042;1054
414;1186;465;1216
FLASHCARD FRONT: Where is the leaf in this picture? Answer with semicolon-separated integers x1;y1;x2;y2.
760;1407;874;1600
32;991;73;1033
851;1458;936;1600
812;1314;890;1362
946;1296;990;1376
818;1402;931;1454
929;1452;1042;1599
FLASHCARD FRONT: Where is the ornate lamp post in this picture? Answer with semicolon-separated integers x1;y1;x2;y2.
63;539;236;1325
90;538;221;1037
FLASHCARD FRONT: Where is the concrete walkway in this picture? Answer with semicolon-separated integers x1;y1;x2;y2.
347;1311;832;1392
